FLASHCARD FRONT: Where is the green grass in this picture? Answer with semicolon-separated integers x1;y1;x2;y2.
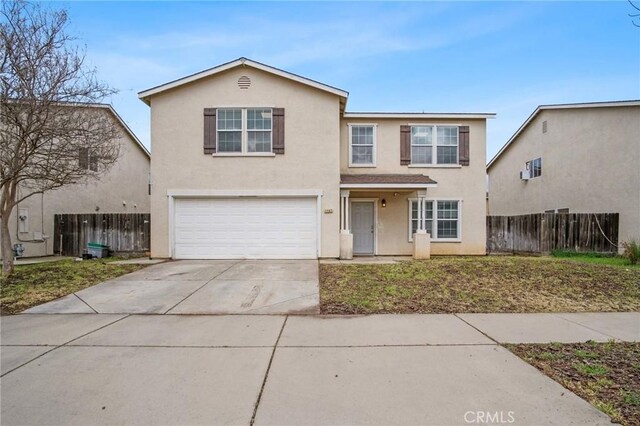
508;342;640;426
574;363;609;376
551;250;638;267
321;256;640;314
1;258;146;314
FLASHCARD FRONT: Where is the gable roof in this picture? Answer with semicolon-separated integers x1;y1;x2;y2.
93;103;150;158
486;100;640;170
138;57;349;106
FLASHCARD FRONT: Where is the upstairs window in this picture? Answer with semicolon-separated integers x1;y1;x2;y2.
217;108;272;154
526;157;542;178
411;125;458;165
349;125;376;166
79;148;98;172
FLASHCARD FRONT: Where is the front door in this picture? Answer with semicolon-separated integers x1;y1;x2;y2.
351;201;375;255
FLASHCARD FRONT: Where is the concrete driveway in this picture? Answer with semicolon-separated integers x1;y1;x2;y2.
24;260;319;315
0;313;614;425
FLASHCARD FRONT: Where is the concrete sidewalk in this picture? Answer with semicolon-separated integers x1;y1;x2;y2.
2;313;634;425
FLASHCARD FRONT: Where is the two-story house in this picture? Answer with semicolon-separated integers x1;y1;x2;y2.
487;100;640;249
1;104;150;259
139;58;494;259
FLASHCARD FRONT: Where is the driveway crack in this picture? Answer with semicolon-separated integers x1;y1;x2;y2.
163;261;242;314
73;293;98;314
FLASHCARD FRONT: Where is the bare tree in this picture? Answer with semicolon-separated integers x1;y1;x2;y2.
0;1;120;274
630;0;640;27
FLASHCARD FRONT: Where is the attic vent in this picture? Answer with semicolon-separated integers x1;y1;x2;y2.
542;120;547;133
238;76;251;89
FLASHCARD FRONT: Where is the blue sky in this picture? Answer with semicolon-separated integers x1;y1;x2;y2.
57;1;640;161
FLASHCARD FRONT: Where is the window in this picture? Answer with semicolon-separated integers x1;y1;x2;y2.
526;157;542;178
410;200;433;237
409;199;460;241
437;201;459;239
217;108;272;154
79;148;98;172
542;120;547;133
437;126;458;164
411;126;432;164
410;125;458;165
349;125;376;166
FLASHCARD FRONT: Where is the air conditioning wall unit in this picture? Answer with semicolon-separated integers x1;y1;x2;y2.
520;170;530;180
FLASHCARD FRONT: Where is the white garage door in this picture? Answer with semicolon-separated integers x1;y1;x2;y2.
173;197;318;259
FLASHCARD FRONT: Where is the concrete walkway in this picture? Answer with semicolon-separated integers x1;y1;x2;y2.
2;313;636;425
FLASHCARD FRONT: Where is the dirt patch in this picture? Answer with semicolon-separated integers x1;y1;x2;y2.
320;256;640;314
507;342;640;426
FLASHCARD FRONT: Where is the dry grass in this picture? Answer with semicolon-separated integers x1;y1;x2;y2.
508;342;640;426
320;256;640;314
1;259;145;314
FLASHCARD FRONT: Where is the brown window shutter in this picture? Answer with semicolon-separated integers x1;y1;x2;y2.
458;126;470;166
400;125;411;165
204;108;216;154
272;108;285;154
78;147;89;169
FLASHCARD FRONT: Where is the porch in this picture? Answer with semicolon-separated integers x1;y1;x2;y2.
338;174;438;260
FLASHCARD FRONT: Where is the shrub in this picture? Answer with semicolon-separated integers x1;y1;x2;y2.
622;240;640;265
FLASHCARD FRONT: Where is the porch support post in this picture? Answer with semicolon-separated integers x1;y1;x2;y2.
414;190;430;259
339;190;353;259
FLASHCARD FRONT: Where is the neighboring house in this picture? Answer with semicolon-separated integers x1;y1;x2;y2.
138;57;494;259
487;100;640;248
2;104;150;258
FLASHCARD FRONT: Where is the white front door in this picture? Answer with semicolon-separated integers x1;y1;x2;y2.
351;201;375;255
173;197;317;259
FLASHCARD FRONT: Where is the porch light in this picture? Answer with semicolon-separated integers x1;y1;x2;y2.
381;199;387;208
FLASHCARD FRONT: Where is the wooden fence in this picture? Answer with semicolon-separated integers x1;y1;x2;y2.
54;213;150;257
487;213;619;254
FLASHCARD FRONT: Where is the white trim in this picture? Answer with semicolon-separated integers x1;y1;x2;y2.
408;164;461;169
350;198;378;255
167;189;323;197
344;112;496;119
168;190;323;259
340;183;437;189
407;198;463;243
487;100;640;169
348;123;377;167
139;57;349;103
212;153;276;157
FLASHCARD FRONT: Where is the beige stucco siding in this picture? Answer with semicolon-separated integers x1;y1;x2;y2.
148;67;341;258
487;106;640;247
342;119;487;255
4;131;150;258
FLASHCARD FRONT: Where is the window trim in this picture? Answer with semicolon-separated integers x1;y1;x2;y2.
407;198;462;242
409;124;459;166
526;157;542;179
215;107;273;155
348;123;377;167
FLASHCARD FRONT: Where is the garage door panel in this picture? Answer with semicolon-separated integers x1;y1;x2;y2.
174;197;317;259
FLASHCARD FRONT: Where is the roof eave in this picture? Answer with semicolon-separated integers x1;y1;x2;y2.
343;112;496;119
138;57;349;104
340;183;438;189
487;99;640;170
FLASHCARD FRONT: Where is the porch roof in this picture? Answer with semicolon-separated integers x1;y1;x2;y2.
340;174;438;189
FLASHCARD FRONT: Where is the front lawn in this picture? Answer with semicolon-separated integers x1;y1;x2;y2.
0;259;146;314
507;342;640;426
320;256;640;314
